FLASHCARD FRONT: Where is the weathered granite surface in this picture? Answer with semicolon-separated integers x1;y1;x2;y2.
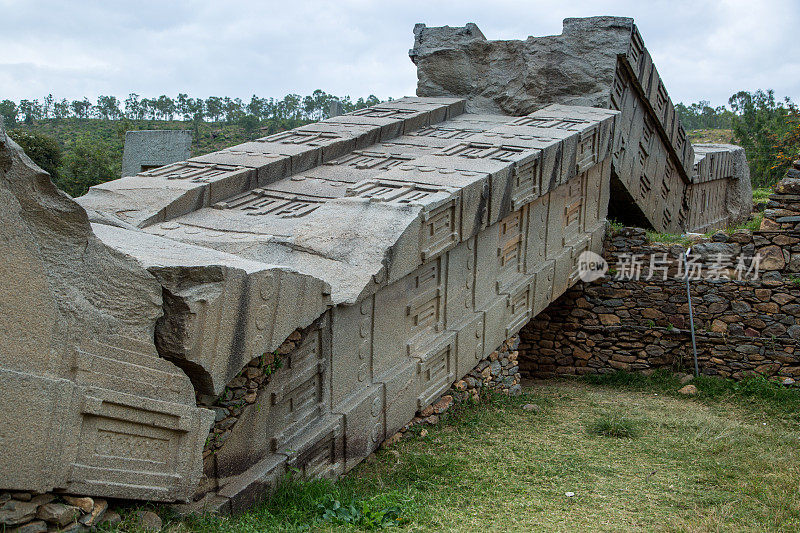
0;131;213;502
410;17;751;234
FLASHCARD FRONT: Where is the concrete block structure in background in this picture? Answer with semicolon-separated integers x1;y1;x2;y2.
121;129;192;177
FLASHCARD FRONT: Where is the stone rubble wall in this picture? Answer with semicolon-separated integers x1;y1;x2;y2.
519;171;800;381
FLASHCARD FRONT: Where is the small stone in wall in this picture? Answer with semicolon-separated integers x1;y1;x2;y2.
61;496;93;515
11;519;47;533
599;314;620;326
679;374;694;385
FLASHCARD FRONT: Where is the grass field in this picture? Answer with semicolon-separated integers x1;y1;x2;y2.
112;372;800;532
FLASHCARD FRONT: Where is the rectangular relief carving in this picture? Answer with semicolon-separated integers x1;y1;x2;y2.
213;189;323;218
420;197;460;261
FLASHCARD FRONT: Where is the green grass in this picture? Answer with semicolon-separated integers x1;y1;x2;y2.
645;230;693;246
687;129;734;144
114;375;800;532
753;187;773;202
587;413;639;438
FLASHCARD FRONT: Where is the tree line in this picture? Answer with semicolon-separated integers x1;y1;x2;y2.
0;90;382;126
2;89;798;195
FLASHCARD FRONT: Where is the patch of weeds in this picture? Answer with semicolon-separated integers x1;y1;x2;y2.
588;413;639;438
741;212;763;232
752;187;772;202
607;219;625;235
788;274;800;288
645;230;692;247
318;496;406;529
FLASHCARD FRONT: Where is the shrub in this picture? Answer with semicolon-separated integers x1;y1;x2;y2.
7;129;61;180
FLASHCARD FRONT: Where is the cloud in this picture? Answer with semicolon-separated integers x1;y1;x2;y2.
0;0;797;107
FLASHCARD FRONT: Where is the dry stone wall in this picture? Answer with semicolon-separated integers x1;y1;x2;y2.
520;174;800;380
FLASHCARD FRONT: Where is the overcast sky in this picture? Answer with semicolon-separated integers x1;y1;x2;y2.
1;0;798;108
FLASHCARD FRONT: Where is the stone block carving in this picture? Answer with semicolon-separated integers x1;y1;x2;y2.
2;18;751;513
410;17;751;233
0;132;213;502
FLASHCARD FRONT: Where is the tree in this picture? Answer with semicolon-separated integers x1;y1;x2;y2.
222;97;245;123
18;99;41;124
59;135;119;196
176;93;191;120
53;99;70;120
239;114;260;136
96;95;122;120
71;98;93;119
125;93;143;120
42;94;54;119
205;96;223;122
7;129;62;181
0;99;18;126
729;89;797;187
154;95;176;120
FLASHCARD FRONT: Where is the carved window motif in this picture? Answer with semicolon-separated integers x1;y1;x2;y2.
259;131;340;146
420;199;459;261
498;209;524;279
213;189;321;218
637;142;649;169
563;173;585;244
656;82;669;115
441;142;526;161
346;180;439;204
270;332;325;450
629;28;645;68
73;395;190;494
328;151;412;170
663;207;672;226
660;178;671;200
94;429;169;463
505;284;531;336
349;107;416;118
410;127;479;139
639;173;652;198
611;70;627;110
291;432;341;479
509;117;590;131
675;126;686;152
410;296;438;331
642;119;654;149
614;135;627;161
406;262;444;357
140;162;243;183
416;344;453;408
569;240;591;285
577;127;598;171
511;157;539;209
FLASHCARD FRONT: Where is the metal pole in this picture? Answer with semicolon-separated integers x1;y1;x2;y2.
684;250;700;377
